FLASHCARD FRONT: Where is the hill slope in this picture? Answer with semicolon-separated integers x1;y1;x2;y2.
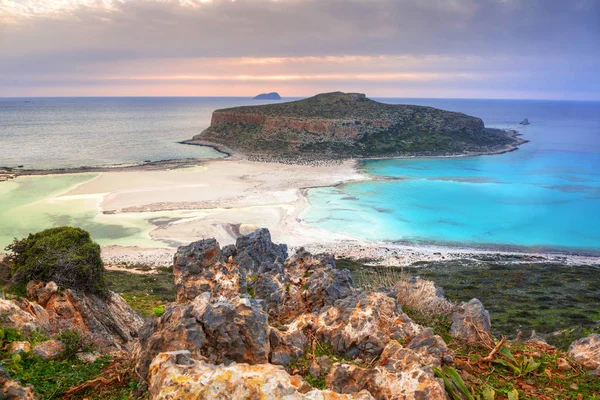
192;92;524;160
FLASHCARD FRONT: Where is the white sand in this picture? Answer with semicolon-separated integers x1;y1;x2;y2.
63;159;370;266
70;159;599;269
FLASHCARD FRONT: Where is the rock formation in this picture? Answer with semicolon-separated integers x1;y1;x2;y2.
0;281;143;352
254;92;282;100
136;229;458;399
568;334;600;374
191;92;523;160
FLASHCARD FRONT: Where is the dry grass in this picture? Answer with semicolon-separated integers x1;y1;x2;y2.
357;265;455;321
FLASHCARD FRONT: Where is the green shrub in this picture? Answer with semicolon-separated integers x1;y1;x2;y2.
151;306;165;318
56;329;86;359
6;226;108;296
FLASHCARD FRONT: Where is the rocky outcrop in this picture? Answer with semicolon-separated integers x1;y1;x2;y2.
0;367;37;400
192;92;522;159
136;229;449;399
32;340;64;360
450;298;493;345
148;351;374;399
1;281;143;352
326;341;446;400
135;292;271;378
568;334;600;373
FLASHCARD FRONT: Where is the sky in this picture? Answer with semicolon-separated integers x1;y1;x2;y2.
0;0;599;99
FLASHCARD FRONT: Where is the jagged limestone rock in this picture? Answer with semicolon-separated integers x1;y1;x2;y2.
568;334;600;372
135;292;271;378
136;228;449;399
148;351;375;400
0;283;143;352
32;340;64;360
450;298;492;344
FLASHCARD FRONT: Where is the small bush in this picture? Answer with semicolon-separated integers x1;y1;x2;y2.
152;306;165;318
56;329;86;359
6;226;108;296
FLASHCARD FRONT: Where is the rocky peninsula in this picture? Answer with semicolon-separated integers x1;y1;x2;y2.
188;92;526;161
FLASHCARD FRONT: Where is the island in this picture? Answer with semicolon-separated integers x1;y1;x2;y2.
520;118;530;125
253;92;282;100
189;92;526;160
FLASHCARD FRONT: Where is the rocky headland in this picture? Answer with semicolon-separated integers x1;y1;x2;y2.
188;92;527;161
0;228;599;399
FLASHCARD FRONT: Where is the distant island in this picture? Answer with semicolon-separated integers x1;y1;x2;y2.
189;92;526;160
253;92;281;100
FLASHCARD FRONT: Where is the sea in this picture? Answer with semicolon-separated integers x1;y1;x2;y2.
1;97;599;253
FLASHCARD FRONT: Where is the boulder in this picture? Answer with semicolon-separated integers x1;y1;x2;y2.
9;341;31;354
32;340;64;360
314;292;421;359
326;341;446;400
0;285;143;352
269;327;308;366
173;238;239;302
148;351;374;399
0;367;37;400
43;289;144;351
450;298;492;345
0;299;47;333
135;292;270;378
568;334;600;371
234;228;288;272
406;328;454;367
26;281;58;307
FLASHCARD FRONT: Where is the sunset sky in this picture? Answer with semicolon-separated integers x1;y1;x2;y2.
1;0;598;99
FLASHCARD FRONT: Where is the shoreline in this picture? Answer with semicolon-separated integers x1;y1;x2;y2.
1;128;525;179
4;131;598;265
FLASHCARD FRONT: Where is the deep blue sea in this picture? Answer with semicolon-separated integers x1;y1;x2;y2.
1;97;599;253
305;99;600;253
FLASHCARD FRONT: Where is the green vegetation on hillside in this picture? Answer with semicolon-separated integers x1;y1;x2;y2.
196;92;522;159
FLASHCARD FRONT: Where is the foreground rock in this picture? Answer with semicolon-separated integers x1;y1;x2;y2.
0;368;37;400
136;229;451;399
568;334;600;373
1;281;143;352
149;351;374;399
32;340;64;360
450;298;493;346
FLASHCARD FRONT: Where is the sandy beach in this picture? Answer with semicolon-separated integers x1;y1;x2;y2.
57;158;367;264
2;156;599;269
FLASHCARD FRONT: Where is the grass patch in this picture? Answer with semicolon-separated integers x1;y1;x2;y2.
453;342;600;399
338;257;600;349
105;270;175;315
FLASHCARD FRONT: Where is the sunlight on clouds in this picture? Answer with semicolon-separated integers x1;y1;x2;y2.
91;72;481;82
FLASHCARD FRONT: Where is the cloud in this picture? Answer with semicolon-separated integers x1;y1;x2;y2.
0;0;598;98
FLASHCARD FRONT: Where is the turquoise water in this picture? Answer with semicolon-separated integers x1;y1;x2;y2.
305;99;600;253
1;97;599;252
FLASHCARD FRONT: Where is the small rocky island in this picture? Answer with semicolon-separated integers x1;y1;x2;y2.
190;92;526;160
253;92;282;100
520;118;530;125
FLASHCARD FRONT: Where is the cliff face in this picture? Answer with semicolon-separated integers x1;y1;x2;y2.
194;92;520;160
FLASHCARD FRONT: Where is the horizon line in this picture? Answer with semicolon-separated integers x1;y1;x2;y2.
1;95;599;102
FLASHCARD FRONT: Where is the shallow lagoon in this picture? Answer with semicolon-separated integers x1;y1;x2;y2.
305;99;600;253
0;173;206;249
